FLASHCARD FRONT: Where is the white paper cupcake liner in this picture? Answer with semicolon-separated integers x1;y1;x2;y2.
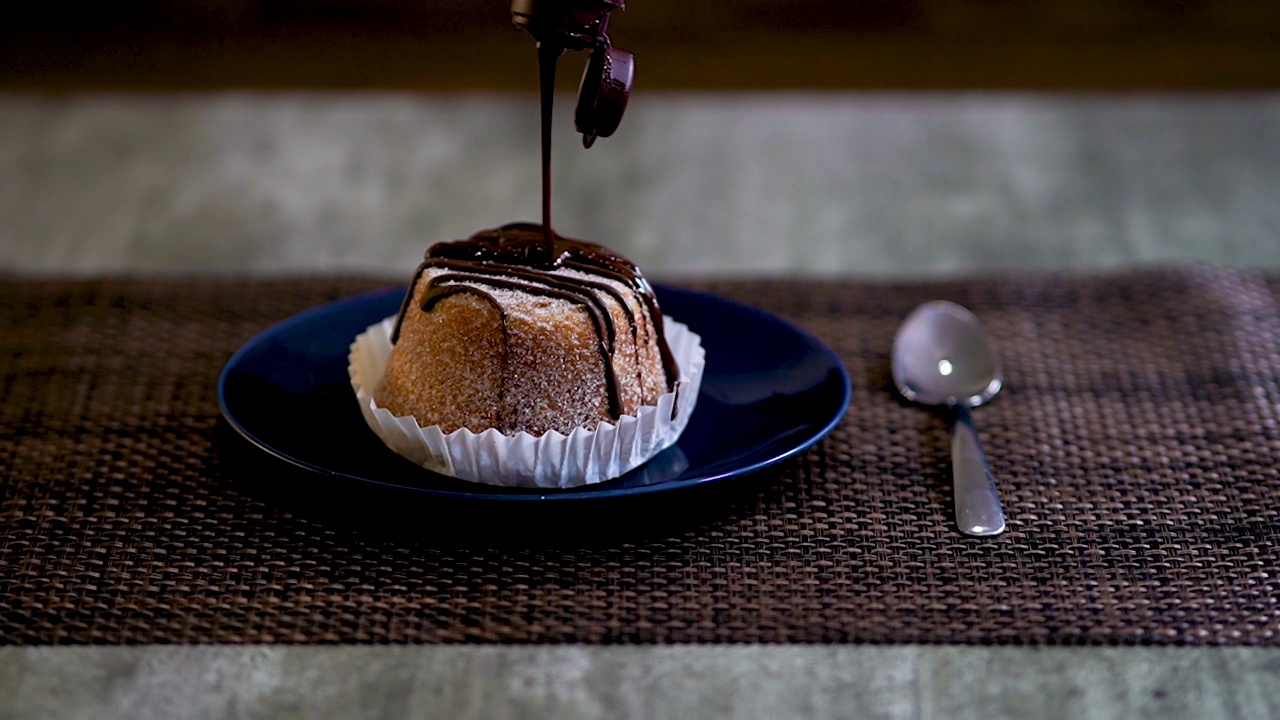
348;314;705;489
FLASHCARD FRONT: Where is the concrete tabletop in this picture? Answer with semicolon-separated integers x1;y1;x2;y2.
3;92;1277;277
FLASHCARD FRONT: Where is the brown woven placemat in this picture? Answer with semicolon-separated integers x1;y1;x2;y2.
2;269;1279;645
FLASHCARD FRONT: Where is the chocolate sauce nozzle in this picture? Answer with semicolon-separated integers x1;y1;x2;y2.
511;0;622;50
511;0;634;147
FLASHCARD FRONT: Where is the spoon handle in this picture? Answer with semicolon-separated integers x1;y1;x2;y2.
950;405;1006;536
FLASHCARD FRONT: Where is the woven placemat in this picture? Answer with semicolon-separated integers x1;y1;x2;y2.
2;269;1278;645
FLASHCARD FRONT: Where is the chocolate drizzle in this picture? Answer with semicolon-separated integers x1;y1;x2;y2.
390;222;678;421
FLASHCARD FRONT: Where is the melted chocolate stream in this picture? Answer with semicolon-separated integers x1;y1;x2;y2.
538;43;559;258
390;223;679;421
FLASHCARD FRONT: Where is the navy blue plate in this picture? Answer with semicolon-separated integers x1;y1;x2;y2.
218;285;850;504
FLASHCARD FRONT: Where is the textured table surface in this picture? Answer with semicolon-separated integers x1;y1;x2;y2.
3;272;1280;647
3;92;1280;719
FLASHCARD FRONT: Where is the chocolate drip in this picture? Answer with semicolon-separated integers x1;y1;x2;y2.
389;223;679;421
423;259;628;350
559;256;677;391
432;270;619;417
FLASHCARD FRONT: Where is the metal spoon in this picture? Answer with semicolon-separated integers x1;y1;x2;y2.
891;301;1006;536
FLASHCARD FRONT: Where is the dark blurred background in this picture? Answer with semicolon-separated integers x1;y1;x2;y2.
2;0;1279;90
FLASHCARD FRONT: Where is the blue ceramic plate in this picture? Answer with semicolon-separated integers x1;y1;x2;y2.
218;285;850;503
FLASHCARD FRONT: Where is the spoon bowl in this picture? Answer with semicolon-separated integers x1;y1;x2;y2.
892;302;1002;408
892;301;1006;537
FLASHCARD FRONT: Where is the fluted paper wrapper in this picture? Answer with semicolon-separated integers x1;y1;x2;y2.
349;315;705;488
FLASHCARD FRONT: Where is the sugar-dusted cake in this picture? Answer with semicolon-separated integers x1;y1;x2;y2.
374;222;677;436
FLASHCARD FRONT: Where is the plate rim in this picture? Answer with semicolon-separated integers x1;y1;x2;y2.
217;284;851;503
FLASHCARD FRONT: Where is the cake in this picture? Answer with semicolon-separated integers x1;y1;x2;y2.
373;222;678;437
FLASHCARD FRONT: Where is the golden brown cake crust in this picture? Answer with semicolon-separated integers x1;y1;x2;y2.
373;224;674;436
